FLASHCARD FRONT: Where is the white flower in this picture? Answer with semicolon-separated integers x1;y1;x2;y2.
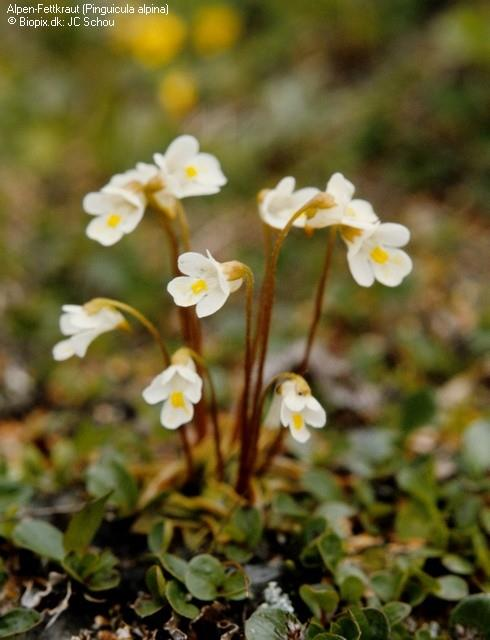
142;355;203;430
265;378;327;443
297;172;379;232
53;304;125;361
109;162;158;190
154;135;227;199
259;177;319;230
346;222;413;287
167;251;243;318
83;186;146;246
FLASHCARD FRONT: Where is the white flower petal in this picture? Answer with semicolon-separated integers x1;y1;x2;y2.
183;380;203;404
283;392;307;413
372;248;413;287
160;397;194;429
167;276;205;307
142;375;170;405
344;199;379;228
196;289;228;318
326;173;355;207
52;339;75;361
86;216;125;246
374;223;410;248
164;135;200;169
289;423;311;443
304;398;327;428
276;176;296;195
178;252;216;277
347;252;376;287
83;192;110;216
193;153;227;186
70;330;99;357
264;393;282;429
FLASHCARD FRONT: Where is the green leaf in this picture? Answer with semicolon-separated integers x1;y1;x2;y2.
145;565;166;601
185;554;225;601
0;480;33;515
245;608;302;640
441;554;473;575
86;456;137;515
330;617;361;640
339;576;364;603
462;420;490;475
370;570;405;602
148;520;173;555
317;531;343;572
349;607;389;640
315;635;346;640
165;580;199;619
0;609;42;638
315;502;357;538
221;567;248;601
397;460;436;502
132;595;164;619
382;601;412;626
64;493;110;554
449;594;490;639
225;507;263;548
400;388;435;432
12;519;64;562
305;622;325;639
63;549;120;591
159;552;188;583
302;468;342;501
272;493;307;518
472;527;490;577
432;575;468;601
300;583;339;618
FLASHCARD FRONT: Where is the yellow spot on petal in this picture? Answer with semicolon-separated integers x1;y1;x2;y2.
341;225;363;243
170;391;185;408
107;213;122;228
185;165;198;178
370;246;389;264
292;414;304;430
191;279;208;295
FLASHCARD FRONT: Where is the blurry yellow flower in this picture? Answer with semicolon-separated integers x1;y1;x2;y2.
113;14;187;67
193;4;243;56
158;70;198;118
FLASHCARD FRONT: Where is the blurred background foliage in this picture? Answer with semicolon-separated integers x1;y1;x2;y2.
0;0;489;482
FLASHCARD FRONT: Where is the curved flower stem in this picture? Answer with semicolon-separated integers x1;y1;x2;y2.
179;426;194;482
181;348;223;481
235;268;257;493
298;225;337;374
88;298;170;366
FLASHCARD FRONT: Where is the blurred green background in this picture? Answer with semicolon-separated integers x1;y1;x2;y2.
1;0;489;438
